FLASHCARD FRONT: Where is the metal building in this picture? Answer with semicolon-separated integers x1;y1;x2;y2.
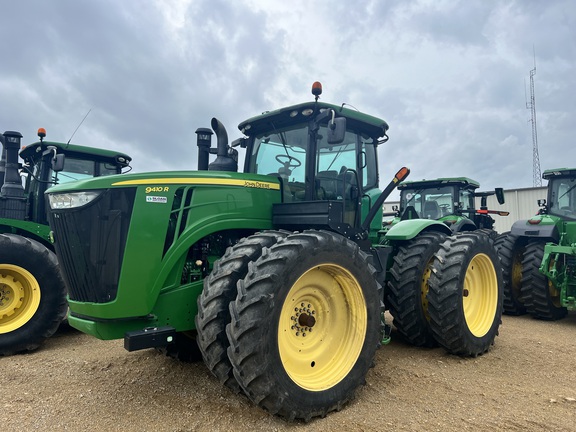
478;186;547;233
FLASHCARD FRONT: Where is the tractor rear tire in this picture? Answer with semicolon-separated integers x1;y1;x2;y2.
475;228;498;242
387;231;447;347
520;241;567;320
428;233;503;357
226;230;381;421
0;234;67;355
196;231;288;393
494;232;527;315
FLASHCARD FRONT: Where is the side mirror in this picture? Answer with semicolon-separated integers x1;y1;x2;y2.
537;198;546;207
327;117;346;144
495;187;505;205
52;154;65;172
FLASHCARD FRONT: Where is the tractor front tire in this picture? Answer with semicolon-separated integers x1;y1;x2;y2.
428;233;503;357
387;231;447;347
196;231;288;393
494;232;527;315
520;241;567;320
0;234;67;355
226;230;381;421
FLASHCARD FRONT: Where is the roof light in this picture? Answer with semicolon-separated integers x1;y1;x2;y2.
312;82;322;101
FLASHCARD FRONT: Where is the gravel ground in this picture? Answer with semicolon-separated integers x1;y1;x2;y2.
3;313;576;432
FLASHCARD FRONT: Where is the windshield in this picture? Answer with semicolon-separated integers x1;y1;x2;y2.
548;177;576;219
401;186;455;219
55;158;119;185
248;123;378;202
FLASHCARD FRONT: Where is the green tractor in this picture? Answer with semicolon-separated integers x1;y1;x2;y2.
385;177;507;235
382;177;507;346
45;83;503;421
495;168;576;319
0;128;131;355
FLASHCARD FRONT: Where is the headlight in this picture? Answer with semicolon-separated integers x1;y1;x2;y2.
48;191;102;209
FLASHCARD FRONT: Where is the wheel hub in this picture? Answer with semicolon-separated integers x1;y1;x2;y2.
291;303;316;336
0;265;42;333
0;277;25;319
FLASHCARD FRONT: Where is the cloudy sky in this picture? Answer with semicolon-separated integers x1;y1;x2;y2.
2;0;575;198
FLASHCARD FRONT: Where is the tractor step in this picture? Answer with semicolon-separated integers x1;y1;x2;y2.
124;326;176;352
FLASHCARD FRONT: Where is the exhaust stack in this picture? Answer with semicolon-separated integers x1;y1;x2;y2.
208;118;237;172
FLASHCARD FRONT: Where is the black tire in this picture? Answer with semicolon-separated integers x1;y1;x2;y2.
226;230;381;421
387;231;447;347
0;234;67;355
494;232;527;315
195;230;288;393
427;233;503;357
520;241;567;320
475;228;498;242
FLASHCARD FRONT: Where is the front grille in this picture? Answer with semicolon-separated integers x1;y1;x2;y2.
49;188;136;303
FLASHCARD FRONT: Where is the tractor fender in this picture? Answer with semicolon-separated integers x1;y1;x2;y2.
510;219;559;242
384;219;452;241
450;218;477;234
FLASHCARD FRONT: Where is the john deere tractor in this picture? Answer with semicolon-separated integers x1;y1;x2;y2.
385;177;507;234
382;177;507;346
0;128;131;355
495;168;576;319
46;83;503;421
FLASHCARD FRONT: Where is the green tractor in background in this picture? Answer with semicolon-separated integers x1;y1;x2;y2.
45;83;503;421
495;168;576;319
384;177;507;236
0;128;131;355
382;177;507;346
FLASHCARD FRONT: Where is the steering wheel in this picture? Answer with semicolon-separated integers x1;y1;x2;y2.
275;154;302;170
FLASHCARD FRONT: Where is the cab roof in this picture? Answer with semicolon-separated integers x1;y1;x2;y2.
19;141;132;165
542;168;576;180
237;101;389;141
398;177;480;190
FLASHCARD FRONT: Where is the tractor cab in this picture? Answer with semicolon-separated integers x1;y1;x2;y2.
234;82;391;241
393;177;507;232
4;128;132;226
540;168;576;220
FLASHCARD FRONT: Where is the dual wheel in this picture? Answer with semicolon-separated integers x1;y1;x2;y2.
0;234;67;355
387;232;503;356
195;230;381;421
494;233;567;320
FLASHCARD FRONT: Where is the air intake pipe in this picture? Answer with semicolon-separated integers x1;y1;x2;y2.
195;127;213;171
0;131;24;198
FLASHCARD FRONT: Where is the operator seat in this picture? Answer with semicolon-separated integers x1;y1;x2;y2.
423;201;440;219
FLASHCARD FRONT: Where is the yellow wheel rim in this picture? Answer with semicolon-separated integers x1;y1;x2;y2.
462;253;498;337
420;258;434;321
511;250;523;299
0;264;41;333
278;264;367;391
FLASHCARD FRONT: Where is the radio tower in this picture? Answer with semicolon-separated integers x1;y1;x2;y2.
526;56;542;187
